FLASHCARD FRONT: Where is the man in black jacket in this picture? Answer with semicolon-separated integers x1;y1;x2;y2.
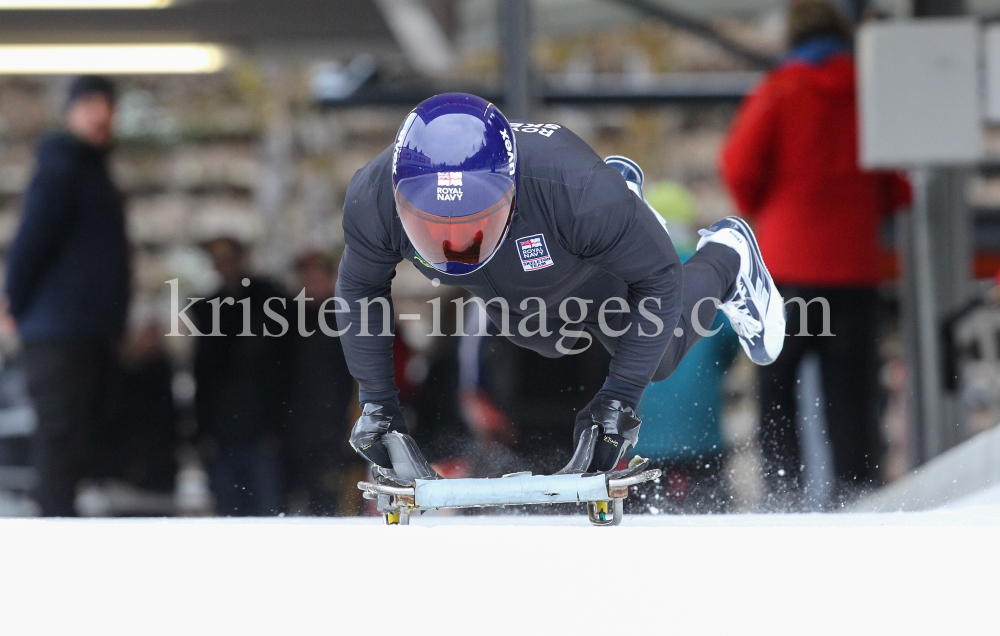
284;250;355;515
5;76;130;516
193;237;291;516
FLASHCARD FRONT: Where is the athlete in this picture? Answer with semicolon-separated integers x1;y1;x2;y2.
337;93;785;480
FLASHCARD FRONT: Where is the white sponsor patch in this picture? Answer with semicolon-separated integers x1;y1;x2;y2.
516;234;554;271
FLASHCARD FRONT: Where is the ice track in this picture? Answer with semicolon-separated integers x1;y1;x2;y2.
2;500;998;635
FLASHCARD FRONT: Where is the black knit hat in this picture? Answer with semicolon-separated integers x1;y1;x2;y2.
66;75;117;108
788;0;854;48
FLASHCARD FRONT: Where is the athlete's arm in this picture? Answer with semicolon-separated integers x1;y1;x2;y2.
570;163;683;407
335;171;404;406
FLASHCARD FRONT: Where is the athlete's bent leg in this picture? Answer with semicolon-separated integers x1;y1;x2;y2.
651;242;740;382
604;155;743;382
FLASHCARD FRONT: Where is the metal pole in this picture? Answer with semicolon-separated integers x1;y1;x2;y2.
499;0;533;121
905;0;968;464
910;167;945;462
942;168;972;448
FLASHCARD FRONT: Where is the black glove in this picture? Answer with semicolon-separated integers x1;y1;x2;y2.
349;402;408;469
559;397;642;474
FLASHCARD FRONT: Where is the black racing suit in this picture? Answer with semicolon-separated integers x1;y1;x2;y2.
336;122;738;410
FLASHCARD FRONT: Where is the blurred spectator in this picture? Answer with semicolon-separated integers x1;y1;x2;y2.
4;76;130;516
193;237;290;516
102;320;178;494
284;250;355;515
720;0;911;505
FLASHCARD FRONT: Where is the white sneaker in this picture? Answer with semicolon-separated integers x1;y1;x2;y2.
696;216;785;365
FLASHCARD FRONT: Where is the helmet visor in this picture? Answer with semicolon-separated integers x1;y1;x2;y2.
396;183;514;269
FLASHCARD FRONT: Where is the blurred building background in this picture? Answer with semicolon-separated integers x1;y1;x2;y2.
1;0;1000;516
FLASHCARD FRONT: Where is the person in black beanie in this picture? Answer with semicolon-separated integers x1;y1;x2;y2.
4;75;131;516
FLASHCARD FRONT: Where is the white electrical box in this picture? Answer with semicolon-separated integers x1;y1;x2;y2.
857;18;982;168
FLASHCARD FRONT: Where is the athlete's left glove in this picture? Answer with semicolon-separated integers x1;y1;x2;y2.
557;397;642;474
349;402;408;469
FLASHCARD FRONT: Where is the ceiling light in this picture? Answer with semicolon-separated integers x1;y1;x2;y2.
0;0;172;8
0;44;226;74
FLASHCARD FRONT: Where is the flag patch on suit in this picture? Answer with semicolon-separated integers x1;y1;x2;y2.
516;234;554;271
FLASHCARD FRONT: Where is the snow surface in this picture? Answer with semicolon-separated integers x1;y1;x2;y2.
2;506;998;635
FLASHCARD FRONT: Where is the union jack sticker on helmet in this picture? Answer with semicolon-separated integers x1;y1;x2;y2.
437;172;463;187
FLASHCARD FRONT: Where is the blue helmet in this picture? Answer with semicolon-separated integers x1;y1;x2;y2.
392;93;518;275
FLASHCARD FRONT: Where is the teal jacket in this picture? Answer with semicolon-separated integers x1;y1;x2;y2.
635;251;739;460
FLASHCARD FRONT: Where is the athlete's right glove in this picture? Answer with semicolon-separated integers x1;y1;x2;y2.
349;402;408;469
557;397;642;474
349;402;441;481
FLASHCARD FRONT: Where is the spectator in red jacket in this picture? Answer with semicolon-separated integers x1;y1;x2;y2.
720;0;911;508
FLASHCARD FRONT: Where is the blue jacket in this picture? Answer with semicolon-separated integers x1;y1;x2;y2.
6;132;130;342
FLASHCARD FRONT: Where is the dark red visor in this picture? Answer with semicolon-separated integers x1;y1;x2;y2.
396;184;514;274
